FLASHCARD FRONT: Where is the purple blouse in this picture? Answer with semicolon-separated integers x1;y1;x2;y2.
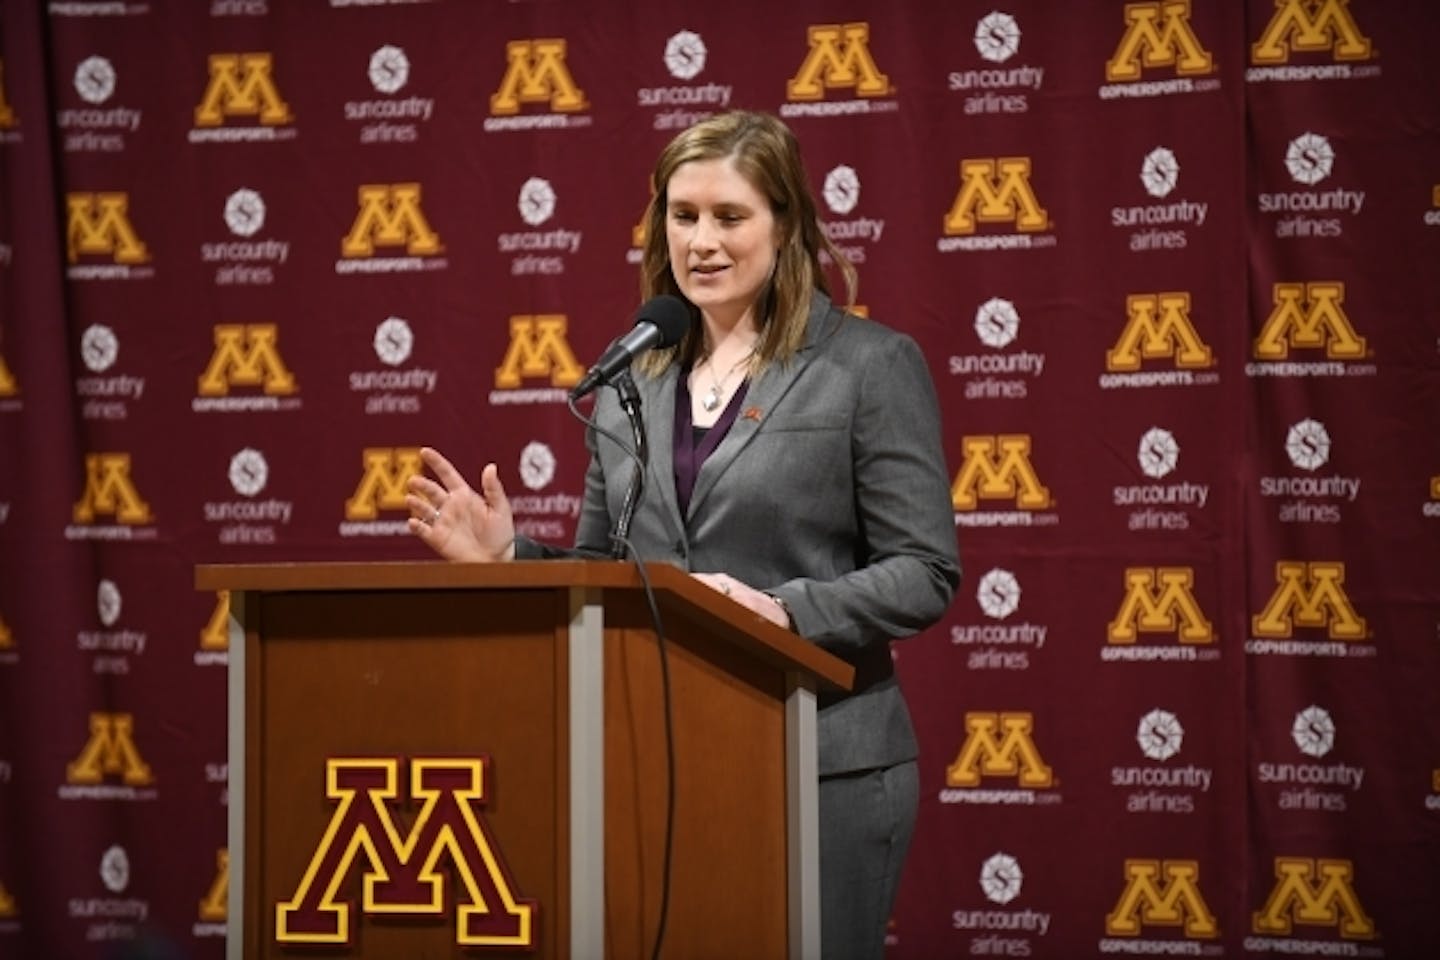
672;366;750;518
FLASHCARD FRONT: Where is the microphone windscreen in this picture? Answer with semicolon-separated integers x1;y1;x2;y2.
636;295;692;347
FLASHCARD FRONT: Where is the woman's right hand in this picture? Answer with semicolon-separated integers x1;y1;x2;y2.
406;446;517;562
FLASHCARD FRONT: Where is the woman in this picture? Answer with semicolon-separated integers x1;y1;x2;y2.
407;110;959;959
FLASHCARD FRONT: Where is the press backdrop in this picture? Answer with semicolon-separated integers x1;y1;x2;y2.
1;0;1438;956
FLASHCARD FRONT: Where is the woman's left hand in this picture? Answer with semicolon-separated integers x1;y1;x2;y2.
692;572;791;629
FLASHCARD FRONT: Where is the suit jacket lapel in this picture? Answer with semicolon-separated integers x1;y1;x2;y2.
636;365;686;544
686;294;837;519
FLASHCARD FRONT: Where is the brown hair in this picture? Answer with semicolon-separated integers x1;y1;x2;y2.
637;110;856;377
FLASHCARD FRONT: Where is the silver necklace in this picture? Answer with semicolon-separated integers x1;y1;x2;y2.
698;352;752;412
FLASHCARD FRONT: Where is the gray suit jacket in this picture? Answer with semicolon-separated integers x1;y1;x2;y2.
518;292;961;775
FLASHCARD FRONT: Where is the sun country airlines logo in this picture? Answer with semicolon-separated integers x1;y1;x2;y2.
77;324;144;421
938;158;1055;253
1258;417;1361;524
337;182;447;275
1115;427;1210;532
949;11;1044;116
951;851;1053;954
950;434;1058;528
782;22;897;118
341;447;422;538
190;52;296;142
204;447;294;546
510;441;581;541
940;711;1060;806
637;29;732;131
1112;146;1210;252
71;845;152;945
1258;132;1366;239
346;44;435;144
1105;567;1217;662
1247;281;1375;379
1248;0;1379;84
501;176;583;277
1113;709;1214;814
1249;858;1377;949
352;316;438;415
1099;292;1219;390
1246;561;1371;659
59;54;143;153
1100;0;1220;100
66;452;157;541
819;164;884;266
950;567;1048;671
66;191;153;281
194;324;301;413
1254;705;1365;814
59;713;157;802
1102;859;1219;949
275;757;537;947
949;297;1047;401
486;37;590;132
77;578;147;677
203;187;289;286
490;314;584;406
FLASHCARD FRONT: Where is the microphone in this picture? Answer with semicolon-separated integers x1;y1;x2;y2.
570;295;691;400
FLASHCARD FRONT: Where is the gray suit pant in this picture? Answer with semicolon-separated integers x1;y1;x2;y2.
819;759;919;960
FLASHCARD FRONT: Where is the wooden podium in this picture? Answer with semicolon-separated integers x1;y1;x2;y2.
195;561;853;960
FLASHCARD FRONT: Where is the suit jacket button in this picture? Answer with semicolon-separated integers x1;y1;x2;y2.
674;541;687;557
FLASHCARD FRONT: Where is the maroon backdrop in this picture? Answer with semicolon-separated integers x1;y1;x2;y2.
1;1;1438;957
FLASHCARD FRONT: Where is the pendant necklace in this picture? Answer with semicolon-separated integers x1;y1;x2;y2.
699;352;753;413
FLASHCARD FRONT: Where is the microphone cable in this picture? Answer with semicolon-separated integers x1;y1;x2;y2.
567;397;677;960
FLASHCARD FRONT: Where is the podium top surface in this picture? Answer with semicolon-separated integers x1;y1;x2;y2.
197;560;853;691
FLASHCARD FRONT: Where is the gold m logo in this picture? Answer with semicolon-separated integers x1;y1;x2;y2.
786;23;890;101
0;613;12;650
1106;0;1215;82
950;435;1051;511
1252;562;1366;640
276;758;537;947
1432;476;1440;500
1253;858;1375;938
490;39;587;115
194;53;292;127
495;315;584;389
0;350;17;396
341;184;443;258
1252;0;1372;64
0;881;14;917
67;712;154;786
197;324;298;397
73;453;153;525
1109;568;1213;644
946;712;1053;788
1108;293;1213;371
1106;860;1219;937
0;58;15;128
1253;282;1366;360
943;159;1048;235
67;193;149;264
201;592;230;652
346;448;423;521
199;849;228;922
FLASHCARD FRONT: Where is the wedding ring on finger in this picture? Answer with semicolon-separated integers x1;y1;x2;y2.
430;507;441;524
